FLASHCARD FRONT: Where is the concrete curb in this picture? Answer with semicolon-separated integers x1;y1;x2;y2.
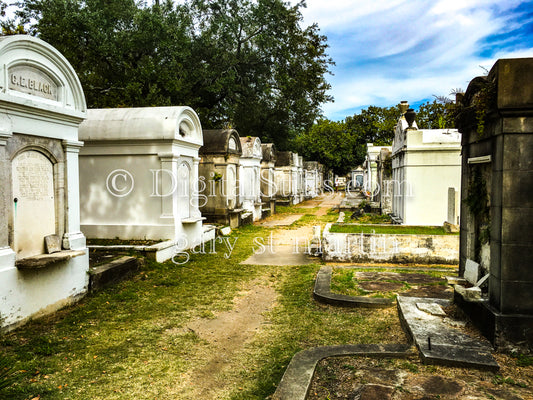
313;266;395;308
272;343;413;400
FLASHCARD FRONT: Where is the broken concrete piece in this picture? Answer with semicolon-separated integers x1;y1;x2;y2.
464;259;479;285
416;302;447;316
220;226;232;236
445;276;467;285
465;286;482;300
44;234;61;254
476;274;490;287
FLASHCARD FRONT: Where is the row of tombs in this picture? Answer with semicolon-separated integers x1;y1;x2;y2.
1;36;532;351
0;36;326;330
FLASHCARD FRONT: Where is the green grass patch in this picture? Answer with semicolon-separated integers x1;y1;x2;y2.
330;267;450;300
350;213;392;224
329;223;458;235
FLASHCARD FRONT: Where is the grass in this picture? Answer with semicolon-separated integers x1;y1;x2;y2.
329;223;458;235
350;213;392;224
330;267;450;299
0;205;405;400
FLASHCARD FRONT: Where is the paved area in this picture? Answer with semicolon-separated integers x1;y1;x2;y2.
260;214;303;227
241;245;317;265
245;194;344;266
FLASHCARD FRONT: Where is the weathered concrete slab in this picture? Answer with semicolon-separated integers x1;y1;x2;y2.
261;214;303;227
16;250;86;269
397;296;499;371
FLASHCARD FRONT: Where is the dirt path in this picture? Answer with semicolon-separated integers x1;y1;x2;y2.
176;195;343;398
177;279;277;399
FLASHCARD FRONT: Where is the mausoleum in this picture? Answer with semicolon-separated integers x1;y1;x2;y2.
456;58;533;351
0;35;88;329
390;103;461;226
239;136;263;221
78;106;209;260
198;129;244;228
260;143;277;217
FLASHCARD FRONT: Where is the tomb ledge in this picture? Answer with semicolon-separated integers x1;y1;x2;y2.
15;250;86;269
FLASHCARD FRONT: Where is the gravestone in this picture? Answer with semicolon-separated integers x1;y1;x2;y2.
464;259;479;285
12;150;56;259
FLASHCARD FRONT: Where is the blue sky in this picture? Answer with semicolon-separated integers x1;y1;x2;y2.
291;0;533;121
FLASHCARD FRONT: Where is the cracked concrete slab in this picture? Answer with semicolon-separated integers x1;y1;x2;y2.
397;296;499;371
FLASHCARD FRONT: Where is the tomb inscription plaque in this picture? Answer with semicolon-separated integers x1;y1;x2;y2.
8;65;58;101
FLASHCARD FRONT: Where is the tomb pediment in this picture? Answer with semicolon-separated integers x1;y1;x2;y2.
201;129;242;156
240;136;262;159
0;35;86;115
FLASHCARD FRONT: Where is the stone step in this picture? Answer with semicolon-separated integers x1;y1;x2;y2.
89;256;140;292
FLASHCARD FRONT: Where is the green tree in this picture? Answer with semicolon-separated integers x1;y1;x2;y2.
187;0;333;149
416;100;457;129
294;105;400;174
19;0;192;107
293;119;357;175
15;0;333;149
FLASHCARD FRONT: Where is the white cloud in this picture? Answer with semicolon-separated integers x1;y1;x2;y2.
290;0;533;120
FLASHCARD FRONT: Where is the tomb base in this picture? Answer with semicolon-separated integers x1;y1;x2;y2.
454;291;533;353
0;246;16;270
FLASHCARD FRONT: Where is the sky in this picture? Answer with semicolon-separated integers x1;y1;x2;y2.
290;0;533;121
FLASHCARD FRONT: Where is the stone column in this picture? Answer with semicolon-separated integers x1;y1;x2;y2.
62;140;86;250
192;157;201;217
0;117;15;268
158;152;178;220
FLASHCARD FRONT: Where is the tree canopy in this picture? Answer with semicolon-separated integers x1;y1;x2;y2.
294;100;455;175
4;0;333;150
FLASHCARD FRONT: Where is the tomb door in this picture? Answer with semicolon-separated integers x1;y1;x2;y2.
12;150;56;259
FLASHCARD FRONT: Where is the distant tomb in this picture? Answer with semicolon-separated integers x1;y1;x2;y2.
239;136;263;221
303;161;321;199
260;143;277;217
0;35;89;330
274;151;299;205
199;129;245;228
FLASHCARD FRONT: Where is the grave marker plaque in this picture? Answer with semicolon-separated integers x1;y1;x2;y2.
8;65;58;101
